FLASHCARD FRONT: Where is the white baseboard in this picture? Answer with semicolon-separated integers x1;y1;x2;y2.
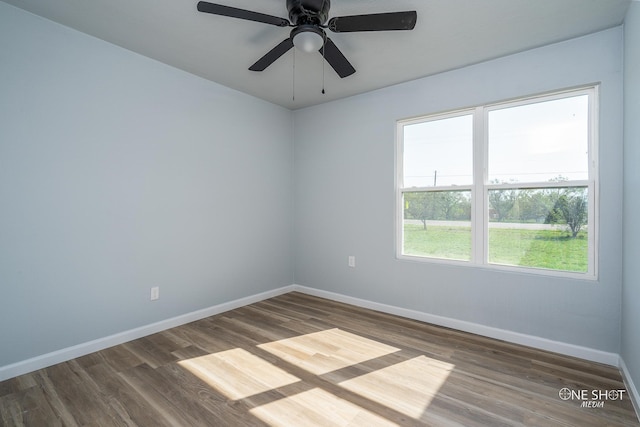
291;285;621;367
620;357;640;423
0;283;623;383
0;285;297;382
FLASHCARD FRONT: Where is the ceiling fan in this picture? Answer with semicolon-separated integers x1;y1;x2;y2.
196;0;417;78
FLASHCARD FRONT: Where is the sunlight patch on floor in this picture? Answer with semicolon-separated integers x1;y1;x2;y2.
179;331;453;425
249;387;399;427
178;348;300;400
339;355;455;420
257;328;400;375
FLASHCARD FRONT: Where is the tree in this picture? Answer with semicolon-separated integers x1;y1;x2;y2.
488;189;518;222
404;191;471;228
516;190;551;223
439;191;465;220
404;192;435;229
545;188;588;237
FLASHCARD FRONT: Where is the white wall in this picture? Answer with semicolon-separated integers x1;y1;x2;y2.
0;3;293;367
622;0;640;405
294;28;624;354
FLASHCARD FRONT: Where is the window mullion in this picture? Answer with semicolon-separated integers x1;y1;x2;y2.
588;87;599;278
472;106;486;265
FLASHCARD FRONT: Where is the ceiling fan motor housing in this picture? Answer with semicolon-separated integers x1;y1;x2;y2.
287;0;330;25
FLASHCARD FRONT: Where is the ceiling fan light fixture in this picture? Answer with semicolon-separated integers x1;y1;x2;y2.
292;27;324;53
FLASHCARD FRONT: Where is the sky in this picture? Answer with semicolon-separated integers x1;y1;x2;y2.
402;94;590;188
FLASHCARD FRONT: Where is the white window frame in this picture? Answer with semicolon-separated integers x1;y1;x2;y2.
396;86;599;279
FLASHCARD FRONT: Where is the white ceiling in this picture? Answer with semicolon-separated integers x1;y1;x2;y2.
2;0;630;110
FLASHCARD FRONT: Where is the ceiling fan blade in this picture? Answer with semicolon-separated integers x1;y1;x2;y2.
328;11;417;33
320;38;356;78
197;2;290;27
249;38;295;72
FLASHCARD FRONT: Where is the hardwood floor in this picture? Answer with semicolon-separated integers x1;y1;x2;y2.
1;292;638;426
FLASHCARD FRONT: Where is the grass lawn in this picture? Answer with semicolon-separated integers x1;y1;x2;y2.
403;223;588;272
403;223;472;261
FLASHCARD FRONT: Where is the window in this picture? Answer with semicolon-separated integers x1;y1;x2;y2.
397;87;597;278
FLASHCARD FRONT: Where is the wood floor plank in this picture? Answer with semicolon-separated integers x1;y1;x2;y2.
0;291;638;426
121;337;179;370
85;362;170;427
30;370;79;427
117;363;214;427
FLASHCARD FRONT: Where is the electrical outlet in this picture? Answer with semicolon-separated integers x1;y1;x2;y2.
348;255;356;268
150;286;160;301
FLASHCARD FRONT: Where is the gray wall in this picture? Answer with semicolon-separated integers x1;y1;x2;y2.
0;3;293;367
0;0;633;376
623;1;640;397
294;27;624;352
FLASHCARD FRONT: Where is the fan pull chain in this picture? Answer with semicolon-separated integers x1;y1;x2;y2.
321;35;326;95
321;0;328;96
292;48;296;101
